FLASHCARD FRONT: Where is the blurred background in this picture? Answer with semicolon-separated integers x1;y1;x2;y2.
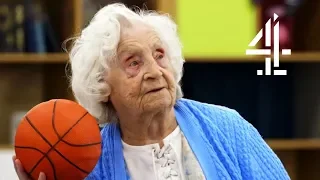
0;0;319;179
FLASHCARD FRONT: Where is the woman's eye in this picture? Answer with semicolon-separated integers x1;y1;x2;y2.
155;48;165;60
155;53;164;60
129;61;139;67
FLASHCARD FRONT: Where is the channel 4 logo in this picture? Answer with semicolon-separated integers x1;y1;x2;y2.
246;13;291;76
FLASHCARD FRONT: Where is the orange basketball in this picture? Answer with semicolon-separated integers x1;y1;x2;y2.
14;99;102;180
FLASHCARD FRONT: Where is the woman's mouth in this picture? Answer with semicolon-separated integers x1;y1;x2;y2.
147;87;164;93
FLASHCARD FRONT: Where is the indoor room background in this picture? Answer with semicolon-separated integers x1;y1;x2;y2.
0;0;319;179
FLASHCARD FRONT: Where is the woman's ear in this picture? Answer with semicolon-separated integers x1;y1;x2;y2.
102;97;109;102
105;101;118;123
101;78;111;102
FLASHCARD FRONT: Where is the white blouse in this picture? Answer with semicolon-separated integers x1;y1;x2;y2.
121;126;206;180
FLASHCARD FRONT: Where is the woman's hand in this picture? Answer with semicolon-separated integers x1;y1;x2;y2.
12;156;46;180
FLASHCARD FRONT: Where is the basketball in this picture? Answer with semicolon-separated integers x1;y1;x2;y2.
14;99;102;180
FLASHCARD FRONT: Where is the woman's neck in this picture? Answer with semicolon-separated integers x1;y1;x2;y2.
119;108;177;146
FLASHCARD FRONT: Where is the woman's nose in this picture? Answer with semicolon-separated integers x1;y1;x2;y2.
143;60;163;80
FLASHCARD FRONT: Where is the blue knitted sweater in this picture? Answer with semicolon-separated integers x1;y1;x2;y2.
86;98;290;180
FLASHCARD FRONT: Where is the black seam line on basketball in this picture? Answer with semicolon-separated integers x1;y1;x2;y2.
15;146;46;175
51;101;100;147
61;139;101;147
15;146;58;180
14;146;46;155
49;99;90;173
53;148;90;174
25;116;54;148
52;100;89;142
42;110;89;175
25;116;56;176
52;100;58;139
49;106;90;174
54;111;89;142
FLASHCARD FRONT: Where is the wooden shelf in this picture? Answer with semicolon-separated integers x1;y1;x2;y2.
266;139;320;150
1;52;320;64
0;53;68;64
185;52;320;63
2;51;320;64
2;139;320;151
0;145;13;150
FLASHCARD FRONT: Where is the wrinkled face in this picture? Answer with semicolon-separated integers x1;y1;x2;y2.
107;23;176;114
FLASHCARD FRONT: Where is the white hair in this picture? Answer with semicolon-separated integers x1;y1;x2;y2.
68;3;185;124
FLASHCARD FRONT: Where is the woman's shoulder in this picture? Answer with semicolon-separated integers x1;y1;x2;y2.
174;98;259;147
175;98;290;179
175;98;246;129
174;98;252;150
176;98;238;113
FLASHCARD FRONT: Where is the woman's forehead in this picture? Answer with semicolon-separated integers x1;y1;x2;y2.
118;26;162;50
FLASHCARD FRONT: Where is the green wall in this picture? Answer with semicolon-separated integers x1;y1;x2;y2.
176;0;258;58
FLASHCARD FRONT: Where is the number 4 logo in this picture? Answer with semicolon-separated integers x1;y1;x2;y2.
246;13;291;76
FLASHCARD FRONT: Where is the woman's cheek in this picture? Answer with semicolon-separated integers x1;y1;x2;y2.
157;57;169;68
161;68;176;89
125;67;140;78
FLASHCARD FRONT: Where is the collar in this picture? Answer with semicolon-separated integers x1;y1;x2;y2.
106;100;219;180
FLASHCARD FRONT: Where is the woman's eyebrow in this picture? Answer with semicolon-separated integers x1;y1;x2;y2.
118;45;143;57
151;40;163;50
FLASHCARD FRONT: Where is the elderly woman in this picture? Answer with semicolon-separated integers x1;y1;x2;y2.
13;3;290;180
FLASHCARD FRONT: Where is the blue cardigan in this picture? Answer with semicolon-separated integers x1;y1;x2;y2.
86;98;290;180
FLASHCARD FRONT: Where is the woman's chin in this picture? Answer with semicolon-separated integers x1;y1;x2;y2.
142;96;173;111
